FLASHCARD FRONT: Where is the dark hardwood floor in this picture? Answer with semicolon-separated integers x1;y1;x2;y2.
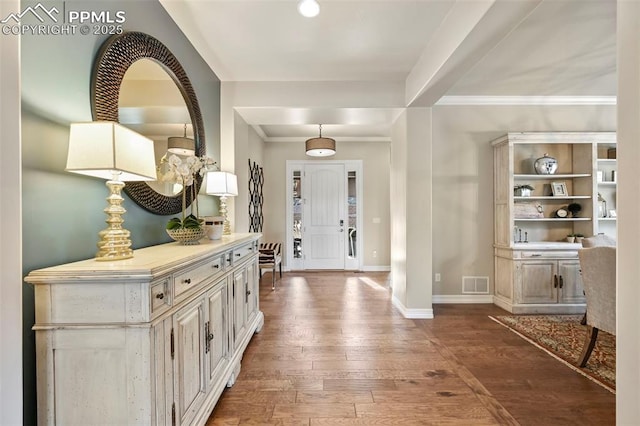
207;271;615;425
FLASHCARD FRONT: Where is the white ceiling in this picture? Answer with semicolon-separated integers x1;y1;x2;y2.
158;0;616;142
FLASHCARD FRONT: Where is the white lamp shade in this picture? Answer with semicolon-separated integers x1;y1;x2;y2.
66;122;157;181
206;171;238;197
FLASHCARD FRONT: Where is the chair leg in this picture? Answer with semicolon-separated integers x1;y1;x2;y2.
271;266;276;290
279;262;282;278
578;326;599;368
580;311;587;325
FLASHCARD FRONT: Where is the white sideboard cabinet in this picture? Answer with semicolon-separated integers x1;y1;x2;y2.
25;233;263;426
492;132;616;314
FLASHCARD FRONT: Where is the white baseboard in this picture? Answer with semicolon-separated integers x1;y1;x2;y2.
361;265;391;272
392;295;434;319
492;295;513;312
433;294;494;304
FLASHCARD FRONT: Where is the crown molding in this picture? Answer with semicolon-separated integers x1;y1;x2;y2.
435;96;617;106
250;124;268;139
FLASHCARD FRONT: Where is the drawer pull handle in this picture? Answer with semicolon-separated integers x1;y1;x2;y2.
531;254;542;257
156;293;164;300
553;274;558;288
559;275;564;289
212;264;219;269
184;278;191;284
235;253;241;257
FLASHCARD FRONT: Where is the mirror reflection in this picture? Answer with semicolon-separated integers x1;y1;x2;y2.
118;59;194;196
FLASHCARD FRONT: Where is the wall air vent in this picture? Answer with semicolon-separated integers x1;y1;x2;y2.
462;276;489;294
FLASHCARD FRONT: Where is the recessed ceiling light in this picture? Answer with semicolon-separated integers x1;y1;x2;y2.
298;0;320;18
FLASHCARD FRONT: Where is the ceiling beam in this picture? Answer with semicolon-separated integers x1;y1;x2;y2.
405;0;542;107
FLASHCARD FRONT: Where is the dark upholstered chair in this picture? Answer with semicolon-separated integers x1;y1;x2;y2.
259;242;282;290
577;246;616;368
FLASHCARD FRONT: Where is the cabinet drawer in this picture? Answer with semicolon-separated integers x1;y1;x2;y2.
150;278;171;314
173;256;224;299
231;242;257;264
519;251;578;259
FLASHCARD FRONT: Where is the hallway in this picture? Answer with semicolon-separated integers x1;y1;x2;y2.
207;272;614;425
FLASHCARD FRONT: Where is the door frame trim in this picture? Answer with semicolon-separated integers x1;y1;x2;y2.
286;160;363;271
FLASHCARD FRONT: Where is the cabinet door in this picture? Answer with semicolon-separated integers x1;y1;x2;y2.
152;318;173;426
518;260;558;304
173;297;206;425
232;268;247;350
205;280;228;388
558;260;586;304
245;259;258;324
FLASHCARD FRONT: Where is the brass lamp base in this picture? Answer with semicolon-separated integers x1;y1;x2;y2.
95;179;134;261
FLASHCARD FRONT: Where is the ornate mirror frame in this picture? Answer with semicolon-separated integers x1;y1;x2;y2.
91;31;206;215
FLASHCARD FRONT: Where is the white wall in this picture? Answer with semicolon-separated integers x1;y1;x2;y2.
616;0;640;420
263;141;390;269
0;1;22;423
233;112;264;233
431;104;615;296
390;109;434;318
406;108;433;311
391;111;408;305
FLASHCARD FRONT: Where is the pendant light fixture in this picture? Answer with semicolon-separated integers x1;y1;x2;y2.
305;124;336;157
167;123;195;156
298;0;320;17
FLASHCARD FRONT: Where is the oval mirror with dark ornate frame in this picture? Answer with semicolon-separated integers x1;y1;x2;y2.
91;31;206;215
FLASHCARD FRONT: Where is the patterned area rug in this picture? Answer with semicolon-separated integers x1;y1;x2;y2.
490;315;615;392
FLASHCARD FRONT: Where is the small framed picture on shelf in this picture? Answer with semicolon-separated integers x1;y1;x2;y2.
608;209;617;218
551;181;568;196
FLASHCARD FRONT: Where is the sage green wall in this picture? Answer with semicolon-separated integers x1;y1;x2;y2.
431;105;616;297
21;1;220;423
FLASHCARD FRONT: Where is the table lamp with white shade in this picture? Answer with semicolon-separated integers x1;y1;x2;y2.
65;121;156;261
205;171;238;235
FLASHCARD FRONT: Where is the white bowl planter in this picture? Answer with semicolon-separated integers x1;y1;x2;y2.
514;187;533;197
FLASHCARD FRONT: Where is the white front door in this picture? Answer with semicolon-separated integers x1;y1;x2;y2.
302;163;345;269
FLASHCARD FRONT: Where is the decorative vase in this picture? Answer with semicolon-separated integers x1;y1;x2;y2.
206;224;223;240
167;227;206;245
202;216;224;240
534;153;558;175
514;187;532;197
